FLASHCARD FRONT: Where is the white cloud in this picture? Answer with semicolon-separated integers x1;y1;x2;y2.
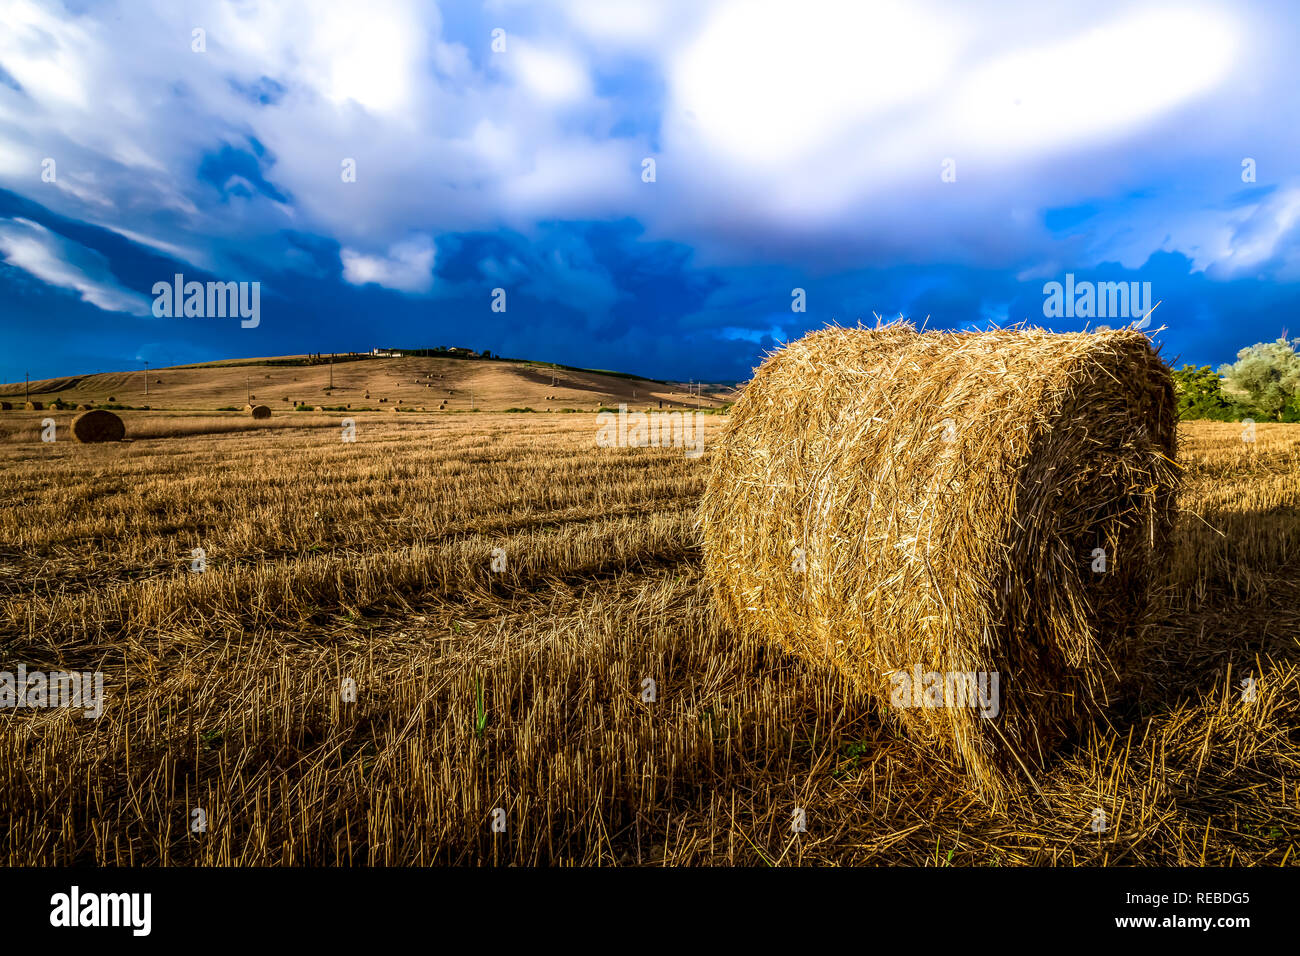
0;0;1289;288
1213;188;1300;276
672;0;963;167
509;41;591;104
560;0;676;47
341;235;436;292
948;8;1238;158
0;217;151;314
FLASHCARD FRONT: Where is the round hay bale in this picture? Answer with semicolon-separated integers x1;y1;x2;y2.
700;324;1179;798
72;408;125;443
75;404;89;410
313;405;324;411
247;404;271;419
24;401;42;410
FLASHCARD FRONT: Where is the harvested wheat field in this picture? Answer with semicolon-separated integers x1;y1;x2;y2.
0;408;1297;866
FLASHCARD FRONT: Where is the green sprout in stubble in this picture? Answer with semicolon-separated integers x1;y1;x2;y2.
934;835;957;866
474;676;487;739
832;739;871;778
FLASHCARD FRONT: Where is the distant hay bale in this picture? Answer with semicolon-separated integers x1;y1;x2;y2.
24;401;42;410
313;405;324;411
72;408;125;443
701;324;1179;798
247;404;271;419
75;404;89;410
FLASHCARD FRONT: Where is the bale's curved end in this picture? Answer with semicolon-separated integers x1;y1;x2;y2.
72;409;126;443
700;323;1179;797
247;404;271;420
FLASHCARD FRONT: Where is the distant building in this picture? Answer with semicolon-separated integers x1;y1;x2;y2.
371;346;480;358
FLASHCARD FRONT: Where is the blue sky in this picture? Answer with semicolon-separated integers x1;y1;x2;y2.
1;0;1299;383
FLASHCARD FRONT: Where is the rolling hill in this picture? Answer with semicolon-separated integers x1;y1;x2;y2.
0;353;736;412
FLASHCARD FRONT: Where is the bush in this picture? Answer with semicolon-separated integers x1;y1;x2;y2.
1172;365;1239;421
1219;337;1300;421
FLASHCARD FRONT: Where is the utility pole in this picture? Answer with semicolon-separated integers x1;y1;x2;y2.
329;354;334;389
245;375;250;404
25;371;30;404
144;361;149;396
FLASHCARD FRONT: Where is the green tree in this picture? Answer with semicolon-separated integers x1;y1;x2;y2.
1218;337;1300;421
1171;365;1237;421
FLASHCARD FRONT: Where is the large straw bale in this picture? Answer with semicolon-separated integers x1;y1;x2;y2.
247;404;271;419
72;409;126;442
701;323;1179;796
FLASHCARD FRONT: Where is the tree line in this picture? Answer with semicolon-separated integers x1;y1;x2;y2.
1173;337;1300;421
